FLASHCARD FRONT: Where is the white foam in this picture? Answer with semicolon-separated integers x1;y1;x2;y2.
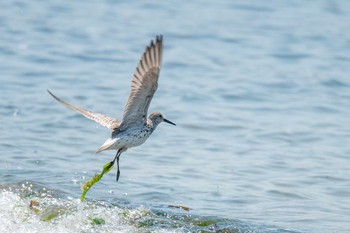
0;189;140;233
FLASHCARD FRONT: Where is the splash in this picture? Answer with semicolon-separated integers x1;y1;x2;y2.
0;182;296;233
0;182;138;233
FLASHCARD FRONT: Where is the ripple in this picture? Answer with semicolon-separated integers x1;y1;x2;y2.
267;190;307;200
1;1;350;232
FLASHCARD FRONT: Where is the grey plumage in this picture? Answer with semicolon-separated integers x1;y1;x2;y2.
48;35;175;182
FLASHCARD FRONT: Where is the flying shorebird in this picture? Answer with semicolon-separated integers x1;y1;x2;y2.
48;35;175;182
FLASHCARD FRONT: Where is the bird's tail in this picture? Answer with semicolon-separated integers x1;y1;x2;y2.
96;138;116;153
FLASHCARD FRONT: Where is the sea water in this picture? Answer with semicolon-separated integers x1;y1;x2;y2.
1;1;350;232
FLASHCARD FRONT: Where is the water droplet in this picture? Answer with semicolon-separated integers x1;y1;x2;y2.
13;109;19;117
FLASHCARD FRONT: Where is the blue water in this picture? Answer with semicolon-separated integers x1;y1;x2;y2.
1;1;350;232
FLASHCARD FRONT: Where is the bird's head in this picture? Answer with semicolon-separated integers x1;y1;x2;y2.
148;112;176;127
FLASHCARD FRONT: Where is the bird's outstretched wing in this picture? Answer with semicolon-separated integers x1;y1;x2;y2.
120;35;163;128
47;90;120;129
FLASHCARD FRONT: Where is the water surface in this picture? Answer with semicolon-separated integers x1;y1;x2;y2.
1;1;350;232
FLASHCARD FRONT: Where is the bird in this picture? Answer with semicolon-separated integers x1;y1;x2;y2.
48;35;175;182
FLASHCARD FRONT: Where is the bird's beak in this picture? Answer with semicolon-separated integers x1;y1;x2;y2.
164;118;176;126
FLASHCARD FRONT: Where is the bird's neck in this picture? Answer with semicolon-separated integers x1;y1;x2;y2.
146;118;158;131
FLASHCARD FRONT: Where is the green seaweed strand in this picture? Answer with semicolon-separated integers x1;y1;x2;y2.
80;161;114;202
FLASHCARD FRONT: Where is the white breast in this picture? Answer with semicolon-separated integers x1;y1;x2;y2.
117;127;153;148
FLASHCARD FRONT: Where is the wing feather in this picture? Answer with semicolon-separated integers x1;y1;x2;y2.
120;35;163;128
47;90;120;129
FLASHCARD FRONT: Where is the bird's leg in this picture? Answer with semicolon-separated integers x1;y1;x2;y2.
110;148;123;182
116;153;121;182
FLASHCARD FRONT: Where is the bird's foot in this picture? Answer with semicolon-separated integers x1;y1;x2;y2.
116;169;120;182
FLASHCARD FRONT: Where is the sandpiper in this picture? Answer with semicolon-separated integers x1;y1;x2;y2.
48;35;175;181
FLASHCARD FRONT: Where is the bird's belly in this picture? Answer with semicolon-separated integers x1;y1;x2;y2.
116;130;151;148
